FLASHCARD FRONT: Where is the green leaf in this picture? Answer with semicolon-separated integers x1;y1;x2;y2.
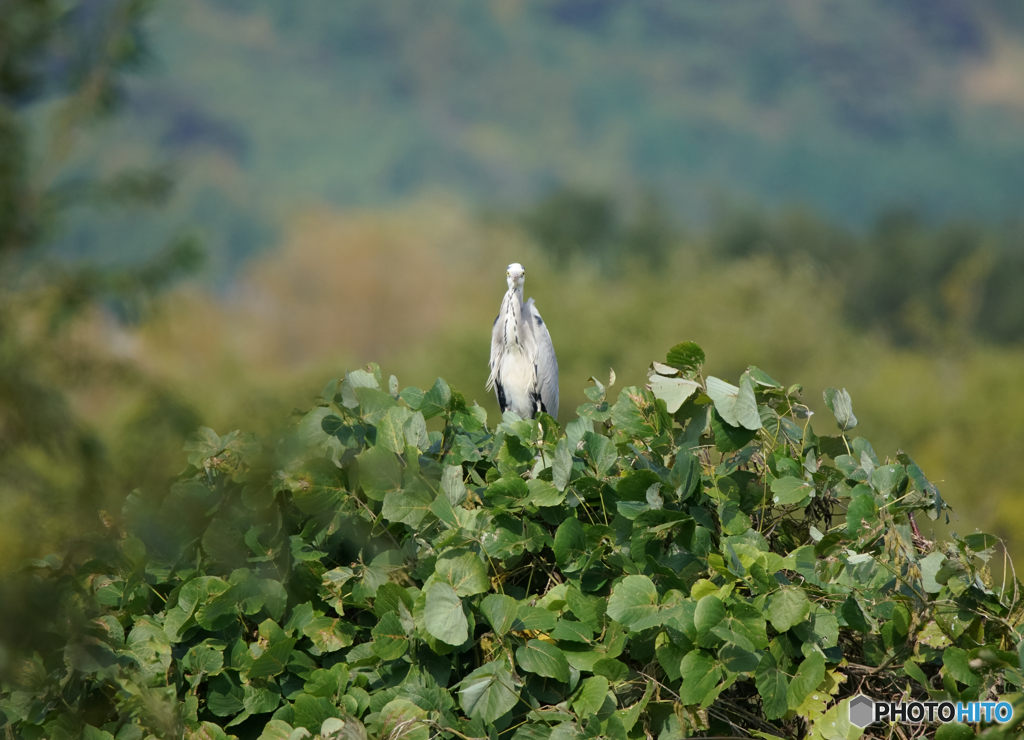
606;575;659;629
649;375;700;413
840;594;873;633
356;445;402;501
846;492;878;536
459;661;519;723
719;643;759;673
480;594;518;636
420;377;452;419
583;432;617;477
435;549;490;596
381;486;433;527
257;720;294;740
354;387;397;425
377;406;412;454
611;386;659;437
964;533;999;553
182;643;225;679
243;684;281;715
247;637;297;680
527;478;564;507
754;652;790;720
403;411;430;451
552;517;587;570
787;652;826;710
303;617;355;653
823;387;858;432
374;582;414;617
424;583;469;645
379;699;428;740
935;723;976;740
943;647;981;686
768;587;810;633
665;342;705;376
706;374;761;431
372;611;409;661
514;606;558;632
516;639;571;682
571;676;609;718
919;551;946;594
593;658;629;683
550;619;594;643
770;476;813;505
552;439;573;492
667;450;699;499
207;674;245;717
693;594;726;646
566;585;604;631
292;694;340;732
710;606;768;651
678;650;722;706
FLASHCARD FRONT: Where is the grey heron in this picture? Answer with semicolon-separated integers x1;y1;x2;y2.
486;262;559;420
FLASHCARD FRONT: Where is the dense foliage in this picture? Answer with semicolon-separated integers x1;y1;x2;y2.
2;343;1022;740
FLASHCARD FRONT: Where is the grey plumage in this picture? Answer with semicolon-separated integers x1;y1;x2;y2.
486;262;559;420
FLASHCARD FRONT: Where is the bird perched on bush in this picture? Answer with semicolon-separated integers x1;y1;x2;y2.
486;262;559;420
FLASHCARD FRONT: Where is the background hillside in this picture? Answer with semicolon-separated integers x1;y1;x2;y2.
57;0;1024;271
4;0;1024;569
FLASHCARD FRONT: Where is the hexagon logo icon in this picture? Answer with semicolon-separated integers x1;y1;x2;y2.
848;694;874;728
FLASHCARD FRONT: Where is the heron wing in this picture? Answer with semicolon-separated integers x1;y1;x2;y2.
486;299;507;393
525;298;559;420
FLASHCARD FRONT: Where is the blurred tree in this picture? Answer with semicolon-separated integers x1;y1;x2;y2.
524;187;618;268
0;0;203;563
705;201;1024;347
523;186;680;271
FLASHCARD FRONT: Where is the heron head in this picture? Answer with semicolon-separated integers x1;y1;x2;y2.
506;262;525;291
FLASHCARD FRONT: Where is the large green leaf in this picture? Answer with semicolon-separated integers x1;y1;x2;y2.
435;549;490;596
247;637;297;680
770;476;814;505
424;583;469;646
516;639;571;682
526;478;564;507
706;374;761;431
754;653;790;720
768;587;811;633
480;594;518;636
693;594;726;645
787;652;826;710
678;650;722;706
458;661;520;723
372;612;409;661
611;386;659;437
552;517;587;570
382;485;433;527
571;676;609;718
583;431;617;477
823;387;858;432
665;342;705;376
354;387;397;425
552;439;573;492
420;377;452;420
606;575;659;630
649;375;700;413
377;406;412;454
356;445;402;501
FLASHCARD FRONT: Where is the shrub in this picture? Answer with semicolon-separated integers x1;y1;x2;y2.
1;343;1021;740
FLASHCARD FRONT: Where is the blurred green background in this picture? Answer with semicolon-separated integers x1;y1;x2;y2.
3;0;1024;565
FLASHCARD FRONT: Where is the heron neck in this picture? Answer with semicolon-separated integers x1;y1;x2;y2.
503;287;525;349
